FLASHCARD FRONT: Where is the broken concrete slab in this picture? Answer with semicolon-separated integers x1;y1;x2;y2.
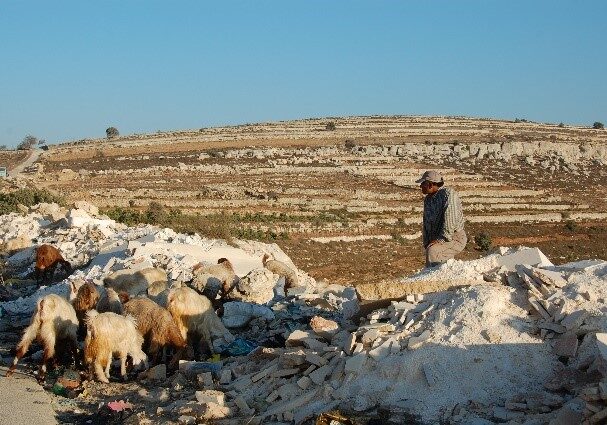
285;330;314;348
222;301;275;328
408;330;432;350
560;310;588;331
309;316;339;340
344;353;367;374
531;268;567;288
195;390;225;406
368;339;393;361
553;332;578;358
497;247;553;271
308;364;332;385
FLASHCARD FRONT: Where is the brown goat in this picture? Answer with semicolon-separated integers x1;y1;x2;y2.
6;294;78;381
123;297;187;368
69;280;100;336
35;244;71;284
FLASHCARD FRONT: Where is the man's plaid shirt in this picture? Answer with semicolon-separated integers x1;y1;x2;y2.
422;187;465;247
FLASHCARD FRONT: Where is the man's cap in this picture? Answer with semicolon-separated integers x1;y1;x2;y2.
415;170;444;184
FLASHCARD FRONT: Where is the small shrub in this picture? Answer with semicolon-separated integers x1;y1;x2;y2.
106;127;119;139
565;220;577;232
593;122;604;130
391;232;406;245
344;139;356;149
558;122;565;128
0;145;7;150
0;188;64;215
474;232;492;251
144;201;166;224
325;121;336;131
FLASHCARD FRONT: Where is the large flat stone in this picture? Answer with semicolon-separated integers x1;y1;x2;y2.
496;248;553;271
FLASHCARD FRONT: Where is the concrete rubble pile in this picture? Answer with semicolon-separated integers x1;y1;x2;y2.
2;203;607;424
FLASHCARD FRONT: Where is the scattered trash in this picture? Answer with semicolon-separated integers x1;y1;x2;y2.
52;382;67;397
179;360;223;379
220;338;257;357
107;400;134;412
57;369;81;390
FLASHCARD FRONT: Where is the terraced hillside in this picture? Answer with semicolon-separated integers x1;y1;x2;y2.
15;116;607;284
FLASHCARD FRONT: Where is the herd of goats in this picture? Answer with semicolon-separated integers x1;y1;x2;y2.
4;244;298;384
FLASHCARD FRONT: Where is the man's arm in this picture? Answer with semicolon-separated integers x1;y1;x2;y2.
439;190;463;241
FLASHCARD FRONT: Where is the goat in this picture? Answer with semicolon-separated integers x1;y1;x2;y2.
69;280;100;336
262;253;299;289
167;287;234;357
96;287;126;315
6;294;78;381
83;311;148;383
103;267;167;298
35;244;71;284
123;297;186;368
192;258;239;298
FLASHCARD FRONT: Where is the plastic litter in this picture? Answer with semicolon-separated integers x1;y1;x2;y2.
220;337;257;357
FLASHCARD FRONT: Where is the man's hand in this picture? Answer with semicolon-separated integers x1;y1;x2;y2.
426;239;443;248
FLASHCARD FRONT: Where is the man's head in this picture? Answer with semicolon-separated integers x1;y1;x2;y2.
416;170;444;195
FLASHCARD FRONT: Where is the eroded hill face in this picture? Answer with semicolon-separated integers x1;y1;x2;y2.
23;116;607;284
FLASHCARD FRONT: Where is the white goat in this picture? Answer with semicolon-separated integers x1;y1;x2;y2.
6;294;78;380
83;311;148;383
167;287;234;356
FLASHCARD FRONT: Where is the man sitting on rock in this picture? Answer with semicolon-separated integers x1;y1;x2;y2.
416;170;467;267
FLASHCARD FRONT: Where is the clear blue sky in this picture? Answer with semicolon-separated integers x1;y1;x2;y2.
1;1;606;147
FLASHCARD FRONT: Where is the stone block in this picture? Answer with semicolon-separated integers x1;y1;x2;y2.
368;339;393;360
330;329;349;346
309;316;340;340
305;352;328;366
234;396;254;415
232;376;252;391
195;390;225;406
302;338;328;350
285;330;314;347
309;364;332;385
361;328;382;346
222;302;275;328
408;330;432;350
261;389;318;419
178;415;196;424
145;364;167;381
344;353;367;374
272;368;300;378
496;247;553;271
219;369;232;385
276;383;301;400
553;332;579;358
560;310;588;331
251;362;278;382
531;268;567;288
279;350;307;367
297;376;312;390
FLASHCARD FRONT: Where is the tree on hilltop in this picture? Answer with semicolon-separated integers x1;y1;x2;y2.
17;135;38;150
106;127;119;139
593;122;604;129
